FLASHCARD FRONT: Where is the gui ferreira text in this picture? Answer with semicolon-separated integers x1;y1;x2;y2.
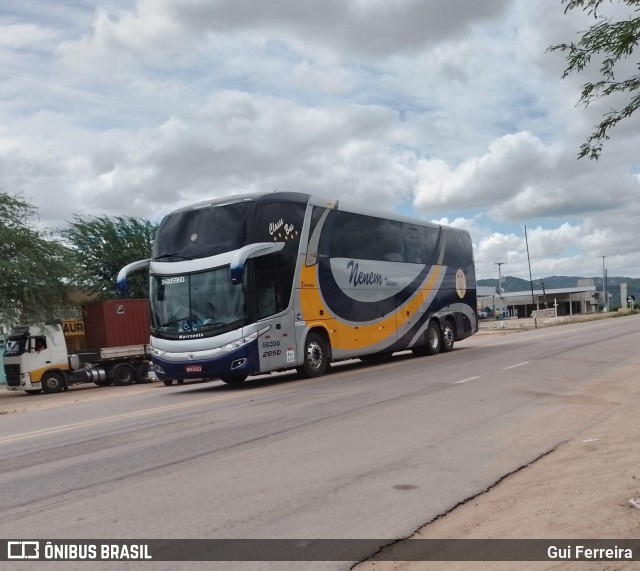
548;544;633;561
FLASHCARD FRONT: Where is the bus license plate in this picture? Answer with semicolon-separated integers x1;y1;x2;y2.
185;365;202;373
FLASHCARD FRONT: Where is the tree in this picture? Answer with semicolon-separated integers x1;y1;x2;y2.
62;215;156;299
0;192;73;325
549;0;640;159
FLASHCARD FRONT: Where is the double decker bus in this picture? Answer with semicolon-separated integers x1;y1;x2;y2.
118;192;477;385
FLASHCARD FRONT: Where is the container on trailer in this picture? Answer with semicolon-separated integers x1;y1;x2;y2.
83;299;150;349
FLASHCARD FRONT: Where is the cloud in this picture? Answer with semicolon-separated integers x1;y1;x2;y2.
413;130;640;222
57;0;511;68
1;0;640;281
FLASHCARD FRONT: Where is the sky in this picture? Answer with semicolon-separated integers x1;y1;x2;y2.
1;0;639;281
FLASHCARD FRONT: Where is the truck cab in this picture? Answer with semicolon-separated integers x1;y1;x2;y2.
4;324;70;394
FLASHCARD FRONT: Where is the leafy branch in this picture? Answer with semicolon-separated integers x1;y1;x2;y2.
548;0;640;159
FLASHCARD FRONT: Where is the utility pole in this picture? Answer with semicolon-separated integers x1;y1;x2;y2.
540;279;548;307
524;226;537;328
602;256;607;312
495;262;504;318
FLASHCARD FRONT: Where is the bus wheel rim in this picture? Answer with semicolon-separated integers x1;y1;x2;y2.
307;341;323;369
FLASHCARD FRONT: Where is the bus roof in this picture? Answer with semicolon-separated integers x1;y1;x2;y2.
167;191;465;234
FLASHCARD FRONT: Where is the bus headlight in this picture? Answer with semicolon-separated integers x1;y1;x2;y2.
222;331;259;352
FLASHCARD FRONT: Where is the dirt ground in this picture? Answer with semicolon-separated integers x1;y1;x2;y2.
356;312;640;571
2;313;640;570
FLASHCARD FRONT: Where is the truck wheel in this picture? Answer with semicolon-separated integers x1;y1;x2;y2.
441;320;455;353
219;375;248;384
41;372;64;394
296;331;330;378
112;364;136;386
134;363;150;383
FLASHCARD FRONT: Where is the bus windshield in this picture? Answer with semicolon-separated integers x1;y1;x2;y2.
151;267;248;336
153;201;252;261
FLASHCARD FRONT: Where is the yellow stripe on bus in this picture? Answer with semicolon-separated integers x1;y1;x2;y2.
299;264;444;352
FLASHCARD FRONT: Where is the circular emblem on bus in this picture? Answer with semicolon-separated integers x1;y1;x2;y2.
455;269;466;299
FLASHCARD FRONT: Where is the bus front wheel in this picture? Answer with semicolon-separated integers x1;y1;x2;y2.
297;332;330;378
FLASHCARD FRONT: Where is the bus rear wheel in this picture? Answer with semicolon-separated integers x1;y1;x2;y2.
413;321;441;356
441;320;455;352
297;331;330;378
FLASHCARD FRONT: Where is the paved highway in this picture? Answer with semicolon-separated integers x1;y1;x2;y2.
1;315;639;570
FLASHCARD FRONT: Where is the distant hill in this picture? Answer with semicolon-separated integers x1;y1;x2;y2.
477;276;640;308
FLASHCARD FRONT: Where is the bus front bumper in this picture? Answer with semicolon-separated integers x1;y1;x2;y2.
151;341;259;382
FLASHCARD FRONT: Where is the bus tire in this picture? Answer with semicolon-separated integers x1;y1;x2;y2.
413;321;441;356
112;364;136;386
441;319;455;353
220;375;248;384
41;372;64;394
297;331;330;378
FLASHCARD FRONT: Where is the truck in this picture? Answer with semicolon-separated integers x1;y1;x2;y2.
3;300;152;394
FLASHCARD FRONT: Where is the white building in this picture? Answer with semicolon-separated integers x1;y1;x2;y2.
478;286;599;318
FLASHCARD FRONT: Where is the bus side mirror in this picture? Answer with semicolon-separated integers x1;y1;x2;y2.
117;259;151;298
230;242;285;285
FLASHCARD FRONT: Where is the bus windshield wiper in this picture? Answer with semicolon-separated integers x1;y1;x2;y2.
154;317;192;332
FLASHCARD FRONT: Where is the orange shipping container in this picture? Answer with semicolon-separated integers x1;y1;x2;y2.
83;300;150;349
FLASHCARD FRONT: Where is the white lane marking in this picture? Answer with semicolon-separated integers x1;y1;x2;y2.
504;361;530;370
453;376;480;385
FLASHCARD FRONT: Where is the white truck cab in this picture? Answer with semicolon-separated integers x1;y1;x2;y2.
3;321;151;394
3;324;70;394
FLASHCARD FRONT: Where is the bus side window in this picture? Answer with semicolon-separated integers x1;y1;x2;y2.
424;226;441;265
376;219;403;262
442;230;473;267
253;252;296;319
402;224;425;264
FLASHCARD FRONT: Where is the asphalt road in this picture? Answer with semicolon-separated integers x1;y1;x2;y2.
1;314;639;570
